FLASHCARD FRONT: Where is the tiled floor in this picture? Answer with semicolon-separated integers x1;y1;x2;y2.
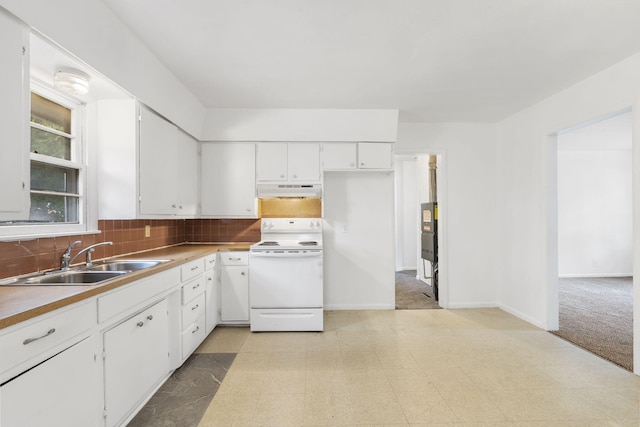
193;309;639;426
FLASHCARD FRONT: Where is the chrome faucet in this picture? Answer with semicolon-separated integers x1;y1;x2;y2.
60;241;113;270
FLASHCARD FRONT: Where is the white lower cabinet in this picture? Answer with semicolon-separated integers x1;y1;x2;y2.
1;335;100;427
180;274;206;360
220;252;250;323
205;268;220;333
0;252;226;427
103;298;170;427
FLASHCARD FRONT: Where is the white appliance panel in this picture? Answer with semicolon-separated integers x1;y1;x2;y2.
249;253;323;308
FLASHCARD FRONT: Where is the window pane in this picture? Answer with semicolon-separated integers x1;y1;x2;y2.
31;162;79;194
31;127;71;160
31;92;71;133
29;193;78;223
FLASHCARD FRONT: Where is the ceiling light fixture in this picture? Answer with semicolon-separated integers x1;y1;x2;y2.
53;68;90;95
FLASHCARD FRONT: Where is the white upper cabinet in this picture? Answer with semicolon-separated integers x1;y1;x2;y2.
0;12;29;221
322;142;393;171
176;129;199;216
256;143;321;183
97;100;199;218
358;142;393;169
139;105;179;215
201;143;257;217
256;143;287;181
322;143;358;170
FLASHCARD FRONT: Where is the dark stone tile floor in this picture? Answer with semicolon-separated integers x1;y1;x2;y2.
127;353;235;427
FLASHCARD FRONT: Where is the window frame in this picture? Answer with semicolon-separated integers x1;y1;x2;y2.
0;79;98;239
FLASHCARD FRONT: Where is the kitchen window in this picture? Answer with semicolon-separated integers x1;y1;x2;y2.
0;82;93;237
29;91;81;223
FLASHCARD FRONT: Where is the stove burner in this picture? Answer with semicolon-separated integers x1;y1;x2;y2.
259;241;280;246
299;241;318;246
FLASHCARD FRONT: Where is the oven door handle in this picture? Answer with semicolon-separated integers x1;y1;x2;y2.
250;251;322;258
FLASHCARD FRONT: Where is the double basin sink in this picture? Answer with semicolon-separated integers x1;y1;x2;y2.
1;260;170;286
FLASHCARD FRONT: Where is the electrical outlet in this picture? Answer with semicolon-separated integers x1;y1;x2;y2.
145;225;151;237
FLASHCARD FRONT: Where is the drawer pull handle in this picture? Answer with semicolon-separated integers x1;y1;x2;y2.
23;328;56;345
207;277;213;282
241;271;246;276
147;315;153;321
229;257;241;261
137;321;144;327
193;284;200;290
192;326;200;334
190;266;199;271
191;304;199;311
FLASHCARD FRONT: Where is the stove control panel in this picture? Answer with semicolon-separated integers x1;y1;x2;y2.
261;218;322;233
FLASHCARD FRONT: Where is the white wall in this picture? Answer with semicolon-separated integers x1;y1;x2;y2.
495;52;640;373
395;123;498;308
395;157;418;271
0;0;206;139
323;172;396;310
202;108;398;142
557;149;632;277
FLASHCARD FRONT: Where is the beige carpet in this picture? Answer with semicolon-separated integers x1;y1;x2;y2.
552;276;633;371
395;270;440;310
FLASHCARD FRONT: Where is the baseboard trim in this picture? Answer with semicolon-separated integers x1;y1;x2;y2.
559;273;632;278
499;304;546;329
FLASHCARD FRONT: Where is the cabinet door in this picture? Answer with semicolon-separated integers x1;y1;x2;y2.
103;299;170;427
1;336;100;427
358;142;393;169
288;143;320;181
0;12;29;221
176;129;199;216
201;143;256;217
205;270;220;333
220;266;249;322
322;143;357;170
256;143;287;181
139;106;179;215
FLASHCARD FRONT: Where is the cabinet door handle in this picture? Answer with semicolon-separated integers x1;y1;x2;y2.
241;271;246;276
23;328;56;345
191;304;199;311
193;283;200;290
190;266;199;272
137;321;144;327
207;276;213;282
147;315;153;321
192;326;200;334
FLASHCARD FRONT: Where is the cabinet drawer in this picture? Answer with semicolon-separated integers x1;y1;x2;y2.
181;318;205;359
181;258;205;282
204;254;217;270
0;301;95;377
98;268;180;323
181;275;205;304
220;252;248;265
181;293;205;328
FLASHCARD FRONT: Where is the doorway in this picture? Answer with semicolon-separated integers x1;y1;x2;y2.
395;154;441;309
551;110;634;371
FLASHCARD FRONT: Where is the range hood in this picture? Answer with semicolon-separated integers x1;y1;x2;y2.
257;183;322;198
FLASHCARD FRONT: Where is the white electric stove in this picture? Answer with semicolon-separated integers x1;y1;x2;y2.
249;218;323;331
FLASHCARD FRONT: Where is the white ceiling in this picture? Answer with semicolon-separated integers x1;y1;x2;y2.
100;0;640;122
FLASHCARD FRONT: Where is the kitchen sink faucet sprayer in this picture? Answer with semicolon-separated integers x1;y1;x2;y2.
60;241;113;270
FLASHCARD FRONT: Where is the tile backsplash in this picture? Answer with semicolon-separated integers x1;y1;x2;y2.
0;218;261;280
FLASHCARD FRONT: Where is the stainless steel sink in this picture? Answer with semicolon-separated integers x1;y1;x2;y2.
22;270;128;285
0;259;171;286
85;260;169;272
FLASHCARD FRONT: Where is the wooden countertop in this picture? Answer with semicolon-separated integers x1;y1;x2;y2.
0;243;251;330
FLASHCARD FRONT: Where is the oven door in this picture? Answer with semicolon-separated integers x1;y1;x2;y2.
249;250;323;308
